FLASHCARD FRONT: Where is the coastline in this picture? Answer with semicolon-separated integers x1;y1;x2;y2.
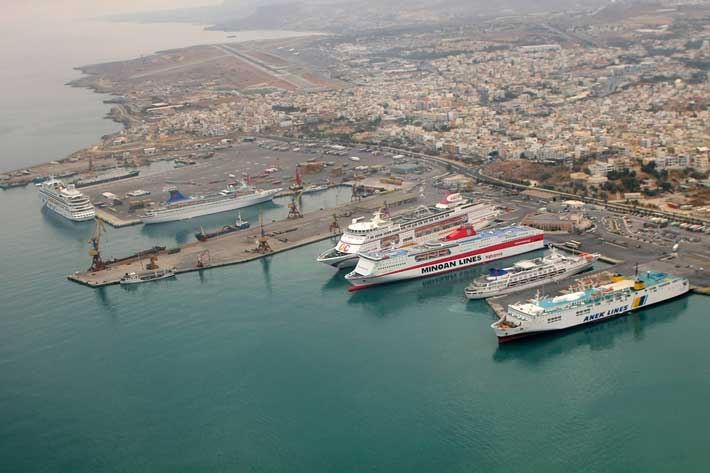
0;28;327;186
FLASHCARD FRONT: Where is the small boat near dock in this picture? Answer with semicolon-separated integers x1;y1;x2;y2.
119;268;176;285
195;213;250;241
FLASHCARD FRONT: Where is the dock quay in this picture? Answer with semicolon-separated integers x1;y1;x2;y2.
67;189;418;288
95;209;142;228
546;241;624;265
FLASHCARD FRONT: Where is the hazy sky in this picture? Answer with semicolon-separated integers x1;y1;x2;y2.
5;0;219;20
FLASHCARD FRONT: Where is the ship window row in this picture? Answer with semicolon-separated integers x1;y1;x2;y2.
415;249;451;262
507;269;565;286
576;308;592;316
547;316;562;323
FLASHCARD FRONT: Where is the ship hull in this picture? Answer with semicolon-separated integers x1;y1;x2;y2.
465;259;595;300
493;277;689;342
347;237;545;291
317;251;360;269
142;190;278;224
38;190;95;222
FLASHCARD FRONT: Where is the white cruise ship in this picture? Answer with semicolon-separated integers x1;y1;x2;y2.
317;193;500;269
141;185;281;224
37;178;96;221
345;225;545;291
464;248;599;299
491;271;689;343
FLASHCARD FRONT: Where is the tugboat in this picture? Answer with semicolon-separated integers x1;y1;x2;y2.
119;268;176;285
195;213;250;241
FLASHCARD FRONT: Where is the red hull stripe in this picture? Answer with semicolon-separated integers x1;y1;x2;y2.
369;234;544;279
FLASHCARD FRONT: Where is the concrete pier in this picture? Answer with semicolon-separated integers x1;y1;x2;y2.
95;209;142;228
68;189;418;288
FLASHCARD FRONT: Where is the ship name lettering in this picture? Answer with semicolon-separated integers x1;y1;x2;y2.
458;255;482;266
421;260;457;274
583;305;629;322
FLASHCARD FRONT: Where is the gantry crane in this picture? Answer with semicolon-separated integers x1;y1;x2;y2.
88;218;108;272
255;210;273;254
329;214;340;234
287;191;303;219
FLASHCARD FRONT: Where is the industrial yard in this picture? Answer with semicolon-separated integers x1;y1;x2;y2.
71;140;435;226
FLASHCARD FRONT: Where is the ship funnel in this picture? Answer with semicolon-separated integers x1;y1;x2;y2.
167;189;190;203
444;225;476;241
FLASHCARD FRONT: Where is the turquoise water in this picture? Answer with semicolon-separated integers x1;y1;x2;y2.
1;185;709;472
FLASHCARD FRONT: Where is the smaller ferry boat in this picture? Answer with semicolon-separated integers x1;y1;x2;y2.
37;177;96;221
195;213;250;241
491;271;689;342
119;269;176;285
345;225;545;291
464;248;599;300
75;168;140;188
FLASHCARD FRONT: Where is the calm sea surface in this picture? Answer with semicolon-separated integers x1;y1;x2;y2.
1;19;710;473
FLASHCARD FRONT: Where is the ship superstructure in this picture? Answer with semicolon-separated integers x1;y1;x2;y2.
37;177;95;221
492;271;689;342
141;184;281;224
464;248;599;299
345;225;545;290
317;193;500;268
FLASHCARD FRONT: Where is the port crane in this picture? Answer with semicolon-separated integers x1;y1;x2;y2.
329;214;341;234
287;191;303;219
88;218;108;272
255;210;273;254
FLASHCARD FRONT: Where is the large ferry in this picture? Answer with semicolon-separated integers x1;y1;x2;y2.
141;184;281;224
317;193;500;269
492;271;689;342
37;178;96;221
464;248;599;300
345;225;545;291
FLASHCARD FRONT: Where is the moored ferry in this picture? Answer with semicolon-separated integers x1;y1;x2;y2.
464;248;599;300
345;225;545;291
141;184;281;224
37;177;96;222
492;271;689;343
317;193;500;269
